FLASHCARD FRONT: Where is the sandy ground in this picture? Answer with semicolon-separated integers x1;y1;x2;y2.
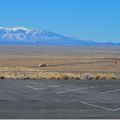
0;45;119;74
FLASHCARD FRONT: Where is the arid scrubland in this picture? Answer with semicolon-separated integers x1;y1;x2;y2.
0;46;119;80
0;67;117;80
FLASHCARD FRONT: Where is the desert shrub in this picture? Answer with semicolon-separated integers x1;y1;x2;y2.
81;73;95;80
95;73;117;80
75;77;81;80
111;76;116;80
24;77;30;80
0;76;5;79
101;75;107;80
106;73;117;80
61;74;69;80
95;74;102;80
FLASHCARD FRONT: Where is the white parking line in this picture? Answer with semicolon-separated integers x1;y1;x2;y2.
81;101;120;111
26;85;60;90
50;85;60;88
113;107;120;111
56;86;98;94
26;85;46;90
100;88;120;94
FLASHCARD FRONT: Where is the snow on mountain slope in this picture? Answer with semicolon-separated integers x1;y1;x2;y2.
0;27;66;41
0;26;119;45
0;26;83;45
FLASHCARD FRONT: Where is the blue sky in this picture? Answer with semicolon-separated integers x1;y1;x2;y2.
0;0;120;42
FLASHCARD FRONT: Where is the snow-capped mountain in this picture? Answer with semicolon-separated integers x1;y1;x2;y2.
0;26;119;46
0;26;73;44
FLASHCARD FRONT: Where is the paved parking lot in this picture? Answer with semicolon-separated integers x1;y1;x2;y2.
0;79;120;119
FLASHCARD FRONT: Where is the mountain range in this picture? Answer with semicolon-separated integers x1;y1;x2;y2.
0;26;119;46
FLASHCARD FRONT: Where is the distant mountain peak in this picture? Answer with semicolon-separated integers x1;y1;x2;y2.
0;26;31;31
0;26;119;46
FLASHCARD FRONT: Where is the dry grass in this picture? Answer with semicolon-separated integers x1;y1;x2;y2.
0;46;119;80
0;46;120;74
0;67;117;80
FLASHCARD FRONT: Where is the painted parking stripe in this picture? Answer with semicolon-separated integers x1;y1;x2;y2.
112;107;120;111
100;88;120;94
56;86;98;94
50;85;60;87
26;85;46;90
81;101;120;111
26;85;60;90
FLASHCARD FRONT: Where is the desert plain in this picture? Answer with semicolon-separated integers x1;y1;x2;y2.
0;45;119;73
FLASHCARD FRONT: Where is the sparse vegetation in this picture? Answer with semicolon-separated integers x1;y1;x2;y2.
81;72;95;80
0;76;5;79
0;67;117;80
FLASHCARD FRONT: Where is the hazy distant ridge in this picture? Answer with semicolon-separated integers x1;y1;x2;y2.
0;27;119;46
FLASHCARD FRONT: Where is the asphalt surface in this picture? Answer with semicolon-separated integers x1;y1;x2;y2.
0;79;120;119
